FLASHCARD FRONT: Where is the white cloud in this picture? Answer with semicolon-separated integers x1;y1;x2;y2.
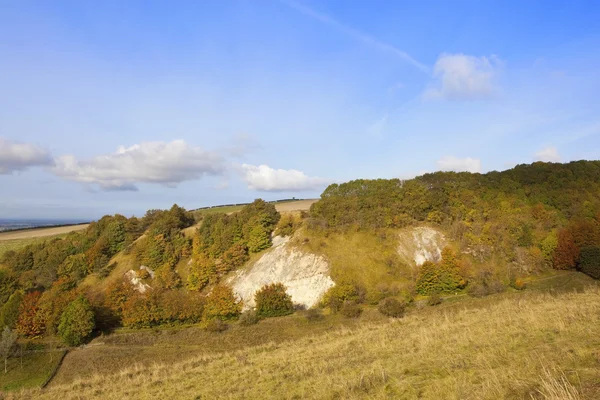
0;137;53;174
436;156;481;173
534;146;561;162
423;53;501;101
51;140;225;191
241;164;329;192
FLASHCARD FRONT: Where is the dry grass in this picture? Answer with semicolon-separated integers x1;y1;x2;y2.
0;224;88;241
292;228;413;301
11;286;600;399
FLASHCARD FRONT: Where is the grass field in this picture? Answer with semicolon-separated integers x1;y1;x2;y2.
0;349;66;392
0;225;88;241
13;281;600;399
192;199;317;219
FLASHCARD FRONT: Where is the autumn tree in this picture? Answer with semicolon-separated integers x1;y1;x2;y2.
254;283;294;318
553;229;579;270
203;285;241;321
16;291;45;338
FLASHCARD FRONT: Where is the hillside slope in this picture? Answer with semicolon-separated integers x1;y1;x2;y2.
15;287;600;399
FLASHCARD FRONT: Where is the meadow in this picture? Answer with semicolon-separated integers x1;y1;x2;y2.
10;277;599;399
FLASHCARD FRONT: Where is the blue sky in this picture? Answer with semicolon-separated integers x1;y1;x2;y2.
1;0;599;219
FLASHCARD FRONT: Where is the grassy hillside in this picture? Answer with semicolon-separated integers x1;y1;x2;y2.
13;284;600;399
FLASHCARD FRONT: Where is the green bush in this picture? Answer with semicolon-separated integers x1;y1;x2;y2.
416;248;466;295
239;310;259;326
340;301;362;318
322;283;365;313
254;283;294;318
578;246;600;279
377;297;406;318
57;296;96;346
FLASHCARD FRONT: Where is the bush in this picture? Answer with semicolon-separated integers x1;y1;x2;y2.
304;308;324;322
427;292;443;306
377;297;406;318
254;283;294;318
239;310;259;326
205;319;228;333
468;271;505;298
340;301;362;318
578;246;600;279
58;296;96;346
322;283;365;313
510;278;527;290
416;248;466;295
203;285;241;321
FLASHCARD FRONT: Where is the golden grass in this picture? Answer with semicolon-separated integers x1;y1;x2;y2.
12;286;600;399
292;228;413;301
0;225;88;241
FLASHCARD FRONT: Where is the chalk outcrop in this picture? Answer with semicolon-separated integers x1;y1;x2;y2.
397;227;446;266
228;235;334;309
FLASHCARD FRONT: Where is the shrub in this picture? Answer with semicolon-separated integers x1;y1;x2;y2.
203;285;241;321
121;293;162;328
377;297;406;318
322;283;365;313
205;319;228;333
416;248;466;295
510;277;527;290
58;296;96;346
304;308;324;322
468;271;505;298
427;292;443;306
254;283;294;318
578;246;600;279
239;310;260;326
340;301;362;318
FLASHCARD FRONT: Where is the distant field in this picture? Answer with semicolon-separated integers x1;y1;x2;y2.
0;224;88;241
192;199;317;219
0;234;68;258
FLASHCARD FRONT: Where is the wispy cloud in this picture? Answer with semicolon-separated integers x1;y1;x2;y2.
282;0;429;73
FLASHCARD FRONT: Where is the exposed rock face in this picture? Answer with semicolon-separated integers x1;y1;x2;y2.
397;227;446;266
228;235;334;310
125;266;154;293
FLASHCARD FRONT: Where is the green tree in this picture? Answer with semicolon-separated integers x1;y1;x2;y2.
57;296;95;346
254;283;294;318
0;291;24;330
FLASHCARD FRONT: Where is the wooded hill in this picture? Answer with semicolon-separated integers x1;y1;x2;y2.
0;161;599;349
